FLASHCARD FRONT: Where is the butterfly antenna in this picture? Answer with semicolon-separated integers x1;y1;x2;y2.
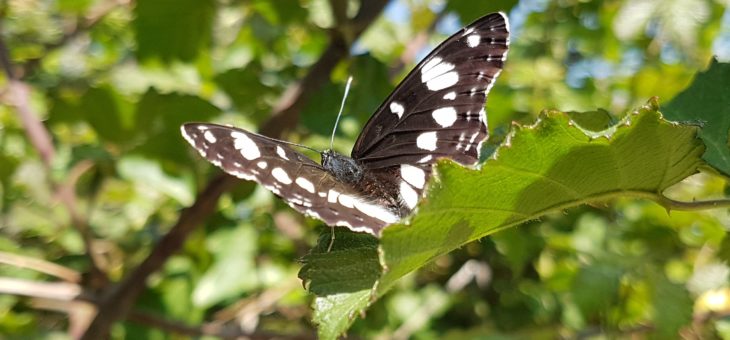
330;76;353;151
273;139;320;153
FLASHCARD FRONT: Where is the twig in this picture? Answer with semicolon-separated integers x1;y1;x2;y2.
212;276;301;332
658;196;730;211
0;251;81;283
0;277;93;302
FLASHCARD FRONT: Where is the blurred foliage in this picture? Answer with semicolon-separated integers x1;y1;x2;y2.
0;0;729;339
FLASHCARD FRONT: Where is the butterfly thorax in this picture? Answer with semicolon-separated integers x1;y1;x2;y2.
321;150;364;184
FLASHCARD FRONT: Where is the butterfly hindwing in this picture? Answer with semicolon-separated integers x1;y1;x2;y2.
352;12;509;169
181;123;399;234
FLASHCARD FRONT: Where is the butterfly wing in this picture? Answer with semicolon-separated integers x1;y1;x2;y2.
181;123;398;235
351;12;509;168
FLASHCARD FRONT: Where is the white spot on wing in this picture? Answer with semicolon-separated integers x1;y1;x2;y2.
353;200;398;223
338;194;355;208
305;209;322;219
276;145;289;160
327;189;340;203
400;181;419;210
421;58;458;91
257;161;267;169
231;131;260;160
432;107;458;128
443;91;456;100
400;164;426;189
421;57;443;74
465;132;481;152
271;167;292;184
295;177;315;193
426;71;458;91
418;155;432;163
203;130;217;143
390;102;405;119
467;34;480;48
416;132;438;151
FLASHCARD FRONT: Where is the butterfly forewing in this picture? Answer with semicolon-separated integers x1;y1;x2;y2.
352;12;509;169
181;123;398;234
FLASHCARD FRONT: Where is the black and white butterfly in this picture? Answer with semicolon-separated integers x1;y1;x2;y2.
181;12;509;236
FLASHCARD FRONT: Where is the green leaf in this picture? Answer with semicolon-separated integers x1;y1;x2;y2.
664;59;730;176
214;64;278;123
571;264;621;317
80;86;134;144
650;274;693;338
134;0;215;63
117;156;193;205
300;231;381;340
192;225;259;308
133;89;220;164
566;109;617;132
303;100;705;338
445;0;519;23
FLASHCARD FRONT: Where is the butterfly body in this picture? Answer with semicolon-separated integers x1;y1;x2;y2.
321;150;364;184
181;12;510;236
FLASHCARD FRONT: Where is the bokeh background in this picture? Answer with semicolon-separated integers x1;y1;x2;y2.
1;0;729;338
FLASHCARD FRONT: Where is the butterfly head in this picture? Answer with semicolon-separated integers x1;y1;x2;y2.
321;150;364;185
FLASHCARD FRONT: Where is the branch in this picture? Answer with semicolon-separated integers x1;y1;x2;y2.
659;196;730;211
0;277;93;302
0;252;81;283
613;190;730;211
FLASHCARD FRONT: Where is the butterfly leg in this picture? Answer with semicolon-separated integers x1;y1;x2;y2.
327;226;336;252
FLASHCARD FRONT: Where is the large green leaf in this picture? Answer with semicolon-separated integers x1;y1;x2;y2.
301;99;705;338
134;0;215;63
663;59;730;177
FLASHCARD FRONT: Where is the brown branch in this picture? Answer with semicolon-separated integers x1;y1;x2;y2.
0;277;94;302
0;252;82;283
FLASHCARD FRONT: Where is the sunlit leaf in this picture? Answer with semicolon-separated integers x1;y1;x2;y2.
303;100;705;338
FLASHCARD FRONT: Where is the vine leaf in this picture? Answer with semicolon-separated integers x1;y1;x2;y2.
300;99;705;339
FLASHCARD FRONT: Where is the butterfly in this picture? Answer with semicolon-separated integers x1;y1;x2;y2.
181;12;509;236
